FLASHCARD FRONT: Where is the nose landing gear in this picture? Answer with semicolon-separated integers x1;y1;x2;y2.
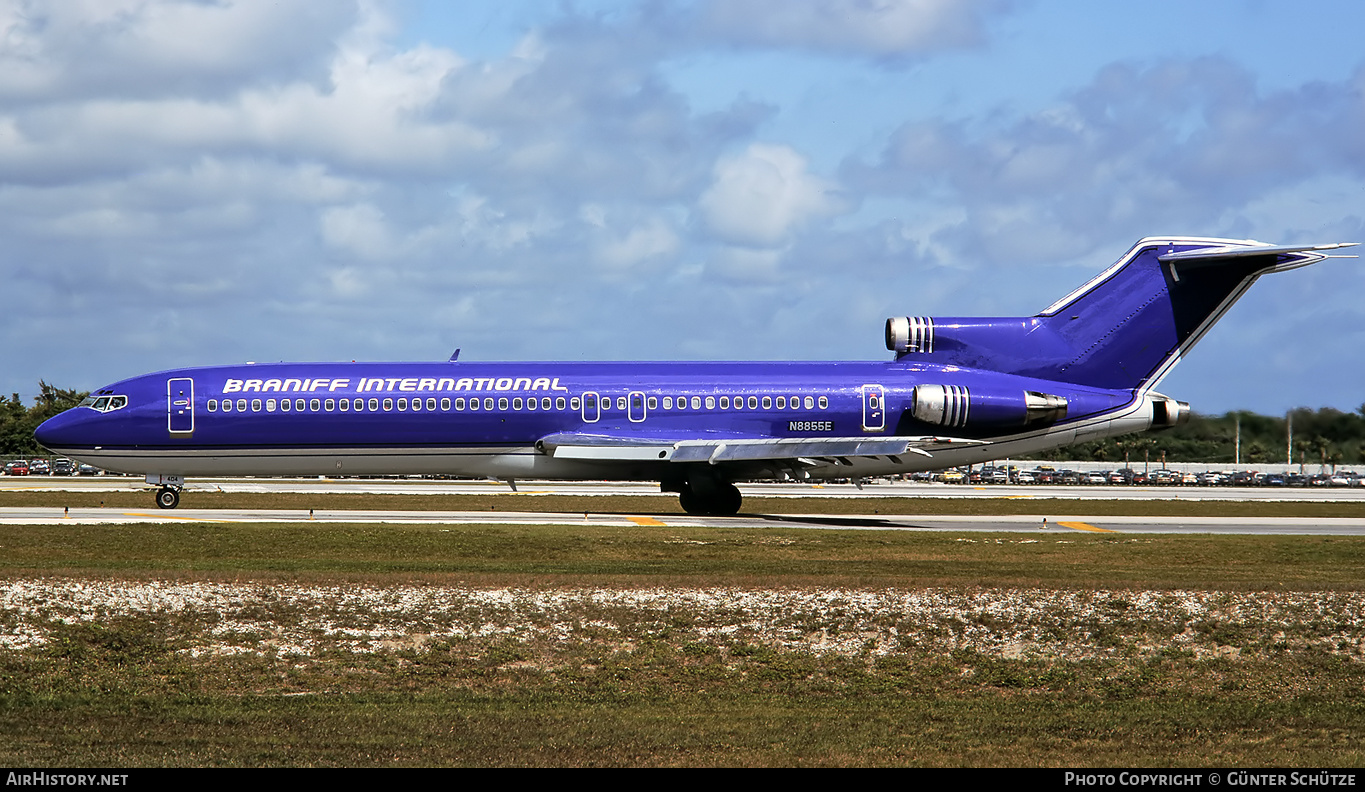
145;475;186;509
155;486;181;509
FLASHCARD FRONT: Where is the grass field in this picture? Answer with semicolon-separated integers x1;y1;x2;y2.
1;492;1364;766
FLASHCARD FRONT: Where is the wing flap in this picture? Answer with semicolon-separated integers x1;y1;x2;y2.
539;432;982;464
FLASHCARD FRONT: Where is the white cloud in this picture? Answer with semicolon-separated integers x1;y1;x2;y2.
595;215;680;272
699;144;845;247
0;0;353;100
697;0;1000;56
319;203;393;261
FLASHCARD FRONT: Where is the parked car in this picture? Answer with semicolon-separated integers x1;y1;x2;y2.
28;459;50;475
4;460;29;476
51;458;76;476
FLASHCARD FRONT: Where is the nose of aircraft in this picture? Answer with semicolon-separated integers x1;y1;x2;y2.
34;408;89;451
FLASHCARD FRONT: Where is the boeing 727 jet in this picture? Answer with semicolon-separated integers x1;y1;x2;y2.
35;237;1356;513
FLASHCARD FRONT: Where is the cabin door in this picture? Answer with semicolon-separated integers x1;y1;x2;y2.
861;384;885;432
167;378;195;434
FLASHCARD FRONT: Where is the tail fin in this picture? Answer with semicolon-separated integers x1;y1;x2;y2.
887;238;1356;391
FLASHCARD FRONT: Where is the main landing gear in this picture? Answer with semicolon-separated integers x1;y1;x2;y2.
665;472;743;516
155;487;181;509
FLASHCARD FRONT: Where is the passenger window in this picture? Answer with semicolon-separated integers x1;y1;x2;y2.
663;397;673;409
237;399;248;412
309;399;320;411
570;397;580;410
542;397;552;410
777;397;786;409
762;396;772;409
747;396;758;409
690;396;700;410
383;398;393;411
427;398;437;411
647;397;657;409
804;396;814;409
498;398;508;410
295;399;305;411
468;398;478;411
441;398;451;411
222;400;233;413
818;396;828;409
483;398;493;410
705;396;715;409
339;399;349;412
397;398;407;411
410;398;420;412
617;396;626;410
279;399;288;412
526;398;536;411
267;399;277;412
558;397;567;410
252;399;262;412
513;398;523;410
208;399;218;412
720;396;729;409
369;398;379;411
325;399;335;411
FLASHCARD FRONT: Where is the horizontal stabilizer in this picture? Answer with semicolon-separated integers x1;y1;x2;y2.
1158;241;1357;274
1158;241;1356;262
538;432;983;464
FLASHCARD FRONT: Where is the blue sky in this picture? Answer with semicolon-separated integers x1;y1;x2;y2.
2;0;1363;415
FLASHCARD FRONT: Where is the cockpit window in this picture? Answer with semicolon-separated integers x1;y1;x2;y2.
82;394;129;413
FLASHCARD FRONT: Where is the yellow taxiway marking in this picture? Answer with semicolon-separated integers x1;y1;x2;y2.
1057;520;1117;533
123;512;241;523
627;516;666;526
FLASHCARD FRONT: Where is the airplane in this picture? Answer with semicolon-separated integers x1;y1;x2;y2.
34;236;1356;514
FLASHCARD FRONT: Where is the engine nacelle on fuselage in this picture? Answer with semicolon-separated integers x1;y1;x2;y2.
909;383;1068;429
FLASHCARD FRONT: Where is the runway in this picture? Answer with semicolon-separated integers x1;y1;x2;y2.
4;476;1365;502
3;506;1363;535
5;476;1364;534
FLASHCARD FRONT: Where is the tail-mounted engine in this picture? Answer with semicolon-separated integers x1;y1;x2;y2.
911;384;1068;429
1148;395;1190;429
886;316;935;353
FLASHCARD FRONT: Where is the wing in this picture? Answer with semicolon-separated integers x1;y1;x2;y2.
536;431;984;465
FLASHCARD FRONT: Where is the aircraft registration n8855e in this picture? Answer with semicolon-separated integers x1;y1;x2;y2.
35;237;1356;513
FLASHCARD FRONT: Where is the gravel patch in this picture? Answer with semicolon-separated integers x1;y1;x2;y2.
2;579;1362;661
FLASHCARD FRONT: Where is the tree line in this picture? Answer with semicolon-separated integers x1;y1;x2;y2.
3;382;1364;467
1039;406;1365;468
1;383;88;456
